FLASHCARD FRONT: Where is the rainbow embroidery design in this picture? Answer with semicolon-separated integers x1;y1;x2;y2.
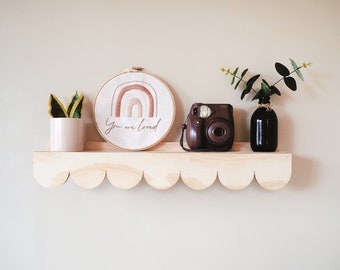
94;71;175;150
111;81;157;118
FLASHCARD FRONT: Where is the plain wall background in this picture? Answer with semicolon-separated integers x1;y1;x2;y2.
1;0;339;269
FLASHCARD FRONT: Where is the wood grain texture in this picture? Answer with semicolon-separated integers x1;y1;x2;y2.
33;142;292;190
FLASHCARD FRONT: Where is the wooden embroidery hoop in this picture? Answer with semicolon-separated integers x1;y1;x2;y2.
94;67;176;150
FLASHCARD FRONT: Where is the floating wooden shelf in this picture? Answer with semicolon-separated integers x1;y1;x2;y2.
32;142;292;190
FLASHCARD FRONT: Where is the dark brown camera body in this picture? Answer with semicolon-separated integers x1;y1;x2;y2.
185;103;234;151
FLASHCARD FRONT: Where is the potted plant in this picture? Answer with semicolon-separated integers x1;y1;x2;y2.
48;91;85;151
221;58;311;152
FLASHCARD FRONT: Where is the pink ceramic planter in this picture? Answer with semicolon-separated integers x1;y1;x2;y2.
50;118;84;151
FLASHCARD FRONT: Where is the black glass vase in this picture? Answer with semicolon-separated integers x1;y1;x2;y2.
250;96;278;152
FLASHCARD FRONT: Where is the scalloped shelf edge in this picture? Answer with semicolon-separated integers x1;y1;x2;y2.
33;142;292;190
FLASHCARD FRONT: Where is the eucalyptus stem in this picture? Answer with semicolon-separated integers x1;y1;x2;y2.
271;66;302;87
228;72;258;94
221;59;311;101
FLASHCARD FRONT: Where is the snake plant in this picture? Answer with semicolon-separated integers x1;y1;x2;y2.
48;91;84;118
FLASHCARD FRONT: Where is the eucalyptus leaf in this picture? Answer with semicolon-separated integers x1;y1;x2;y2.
262;79;270;87
221;58;311;103
234;68;248;89
241;85;252;100
284;76;297;91
231;75;236;85
234;79;242;89
261;82;271;96
295;68;304;81
270;85;281;96
290;58;304;81
252;89;264;101
231;67;239;85
232;67;239;76
246;74;260;87
275;62;290;76
289;58;298;70
241;68;248;78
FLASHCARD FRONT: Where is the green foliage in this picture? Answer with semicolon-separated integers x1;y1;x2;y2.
48;91;84;118
221;59;312;101
49;94;68;117
290;58;304;81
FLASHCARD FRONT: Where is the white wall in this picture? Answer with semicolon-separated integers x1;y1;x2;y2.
1;0;339;269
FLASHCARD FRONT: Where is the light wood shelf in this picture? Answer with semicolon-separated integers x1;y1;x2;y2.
32;142;292;190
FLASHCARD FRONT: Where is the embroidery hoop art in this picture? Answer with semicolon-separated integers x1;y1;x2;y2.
94;69;176;150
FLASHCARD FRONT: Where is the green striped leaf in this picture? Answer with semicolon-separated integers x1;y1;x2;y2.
69;95;84;118
67;91;79;117
48;94;67;118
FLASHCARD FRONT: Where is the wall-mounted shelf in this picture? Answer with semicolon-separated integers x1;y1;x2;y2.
33;142;292;190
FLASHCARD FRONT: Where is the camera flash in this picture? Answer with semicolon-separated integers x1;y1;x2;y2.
200;105;212;118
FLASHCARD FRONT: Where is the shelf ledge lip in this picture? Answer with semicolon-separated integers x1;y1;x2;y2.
82;141;291;153
33;142;292;190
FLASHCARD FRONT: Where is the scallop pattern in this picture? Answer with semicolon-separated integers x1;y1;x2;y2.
33;144;291;190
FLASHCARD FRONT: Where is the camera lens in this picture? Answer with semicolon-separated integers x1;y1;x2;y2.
213;127;226;137
207;120;233;145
